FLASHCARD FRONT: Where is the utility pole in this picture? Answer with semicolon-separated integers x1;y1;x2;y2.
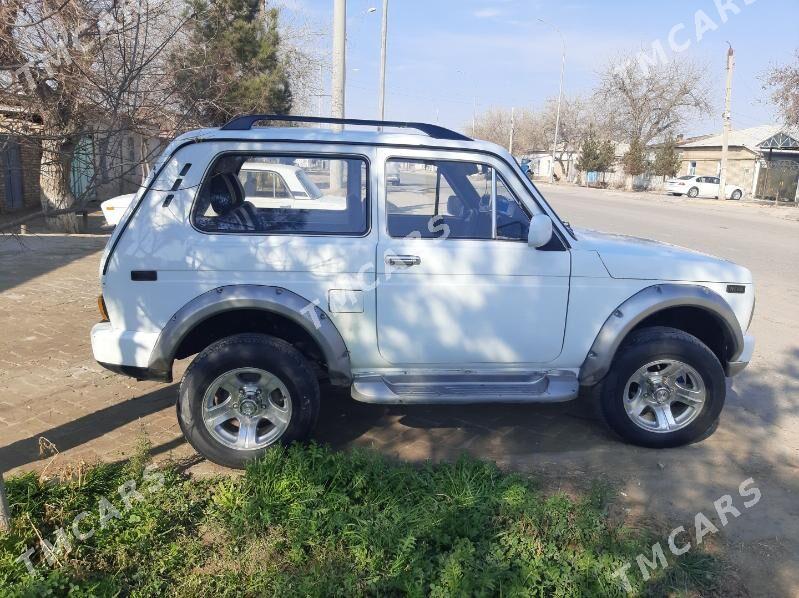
331;0;346;124
719;44;734;200
331;0;346;190
538;18;566;184
318;63;324;119
472;97;478;137
509;107;515;154
377;0;389;121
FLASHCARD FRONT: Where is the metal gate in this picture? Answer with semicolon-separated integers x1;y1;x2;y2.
1;136;24;210
756;159;799;202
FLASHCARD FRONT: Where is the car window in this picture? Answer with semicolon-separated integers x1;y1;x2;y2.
193;154;368;235
239;170;292;199
495;176;531;241
385;158;529;241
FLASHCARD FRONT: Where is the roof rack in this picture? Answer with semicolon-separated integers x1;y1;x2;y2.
219;114;472;141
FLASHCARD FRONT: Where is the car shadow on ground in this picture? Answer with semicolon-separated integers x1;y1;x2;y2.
0;384;177;472
0;230;108;294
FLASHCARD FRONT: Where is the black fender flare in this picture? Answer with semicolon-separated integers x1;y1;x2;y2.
578;284;743;386
148;285;352;385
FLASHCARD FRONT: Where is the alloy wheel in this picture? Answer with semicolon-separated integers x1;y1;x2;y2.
201;367;292;450
622;359;706;433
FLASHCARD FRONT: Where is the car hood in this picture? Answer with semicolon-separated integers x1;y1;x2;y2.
573;228;752;283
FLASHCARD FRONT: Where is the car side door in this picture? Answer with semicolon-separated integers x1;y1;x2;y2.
373;148;571;367
698;176;715;198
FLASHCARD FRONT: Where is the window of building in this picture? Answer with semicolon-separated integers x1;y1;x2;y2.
193;154;368;235
688;161;697;176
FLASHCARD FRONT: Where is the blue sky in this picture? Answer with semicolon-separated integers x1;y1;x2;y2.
279;0;798;137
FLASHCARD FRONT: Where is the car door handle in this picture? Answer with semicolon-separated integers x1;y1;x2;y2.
385;255;421;267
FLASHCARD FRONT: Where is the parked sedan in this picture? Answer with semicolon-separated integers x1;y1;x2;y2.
665;175;744;200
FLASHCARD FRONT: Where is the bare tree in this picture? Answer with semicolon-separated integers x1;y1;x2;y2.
596;52;712;147
765;50;799;128
539;95;598;175
471;107;545;153
0;0;188;231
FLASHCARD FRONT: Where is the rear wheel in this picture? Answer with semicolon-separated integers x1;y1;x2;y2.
597;327;725;448
177;333;319;468
687;187;699;198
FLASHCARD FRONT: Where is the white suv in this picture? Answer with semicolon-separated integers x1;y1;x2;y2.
91;115;755;468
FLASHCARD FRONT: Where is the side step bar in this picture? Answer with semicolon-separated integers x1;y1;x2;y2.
351;372;579;405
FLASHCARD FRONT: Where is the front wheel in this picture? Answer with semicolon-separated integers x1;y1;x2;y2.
597;326;725;448
177;333;320;468
730;189;742;200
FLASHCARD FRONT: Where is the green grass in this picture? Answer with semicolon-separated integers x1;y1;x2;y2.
0;442;722;597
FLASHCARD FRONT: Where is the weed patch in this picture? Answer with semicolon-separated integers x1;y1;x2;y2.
0;444;723;596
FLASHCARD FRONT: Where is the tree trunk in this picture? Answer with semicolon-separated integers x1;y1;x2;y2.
625;174;634;191
0;473;10;532
40;136;83;233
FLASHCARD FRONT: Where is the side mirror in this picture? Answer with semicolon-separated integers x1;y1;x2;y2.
528;214;553;248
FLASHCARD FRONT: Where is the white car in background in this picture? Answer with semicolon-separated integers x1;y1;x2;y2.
100;193;136;226
665;175;744;200
239;162;346;210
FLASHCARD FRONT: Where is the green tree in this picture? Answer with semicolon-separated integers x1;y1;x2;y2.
175;0;292;126
576;130;601;174
622;137;649;177
652;137;681;178
596;140;616;180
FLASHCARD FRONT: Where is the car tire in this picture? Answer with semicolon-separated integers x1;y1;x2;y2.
687;187;699;198
730;189;742;200
597;326;725;448
177;333;320;468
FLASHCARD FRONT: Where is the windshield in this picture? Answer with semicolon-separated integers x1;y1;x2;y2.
295;169;324;199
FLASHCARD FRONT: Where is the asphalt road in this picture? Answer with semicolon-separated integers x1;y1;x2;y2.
537;183;799;595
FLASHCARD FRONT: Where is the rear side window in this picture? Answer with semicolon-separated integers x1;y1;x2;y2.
193;154;368;235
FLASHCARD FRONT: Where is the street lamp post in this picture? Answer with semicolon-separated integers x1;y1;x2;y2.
538;18;565;184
